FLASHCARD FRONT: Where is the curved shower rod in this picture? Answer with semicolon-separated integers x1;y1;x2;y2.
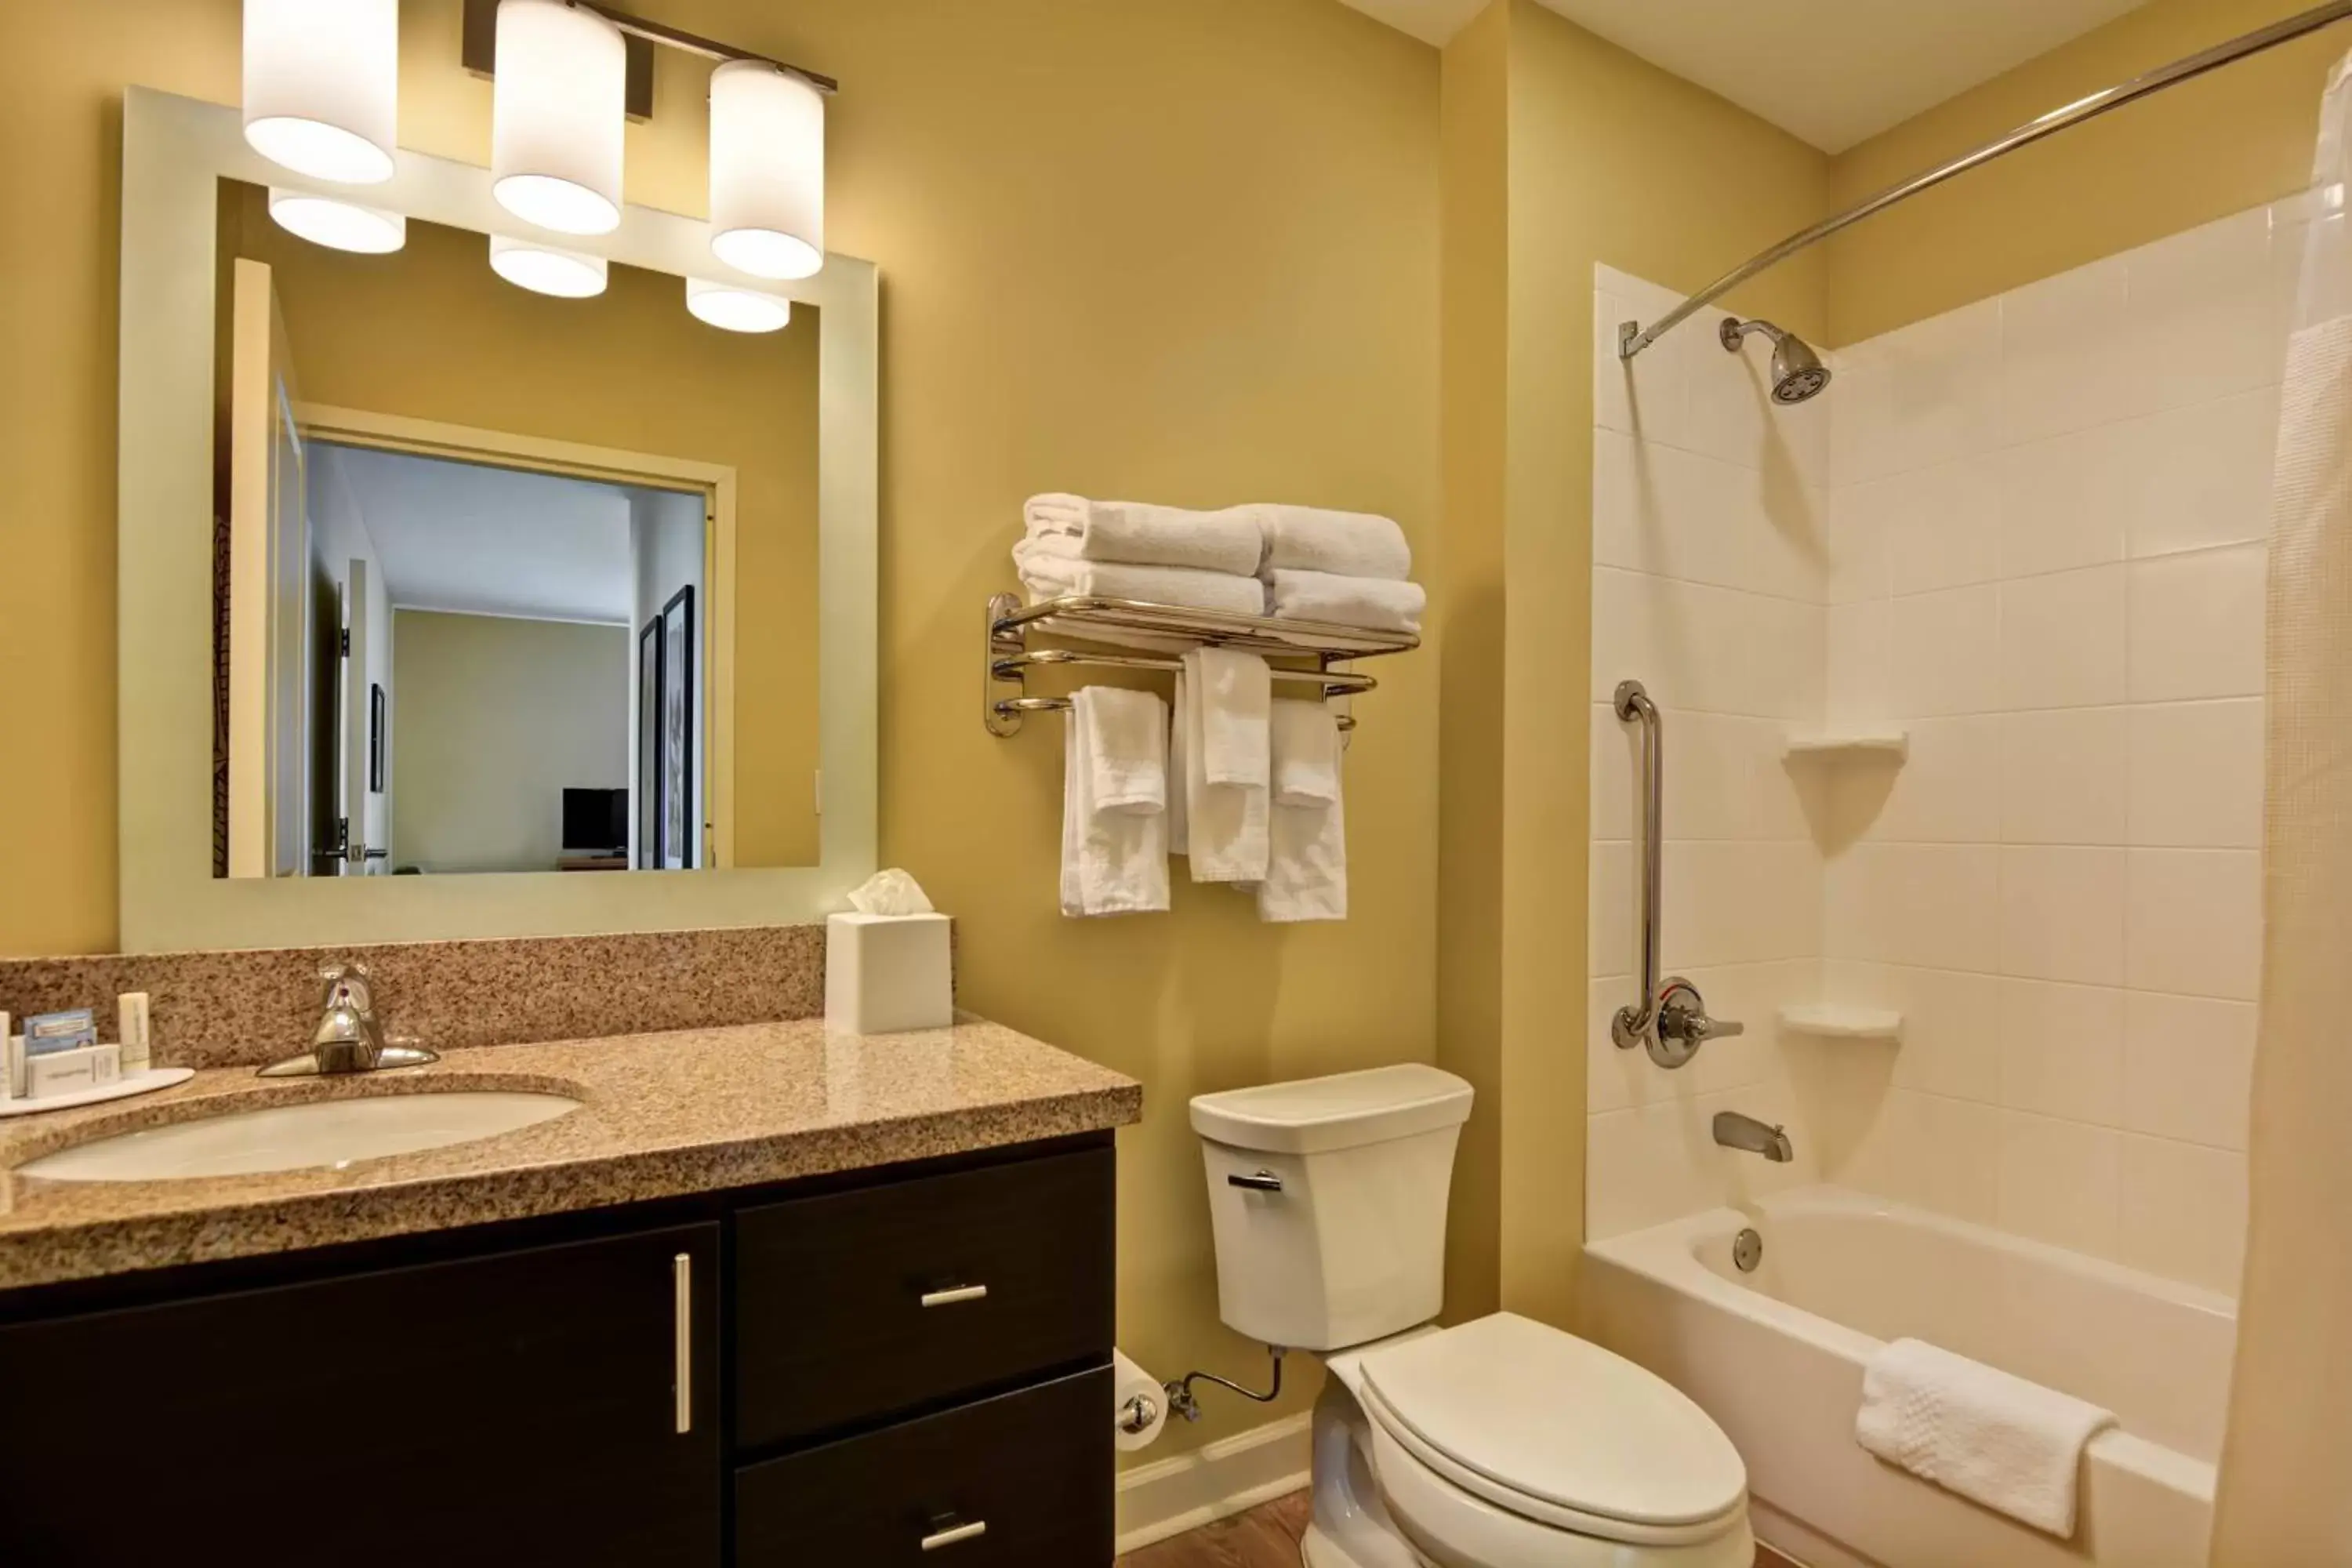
1617;0;2352;362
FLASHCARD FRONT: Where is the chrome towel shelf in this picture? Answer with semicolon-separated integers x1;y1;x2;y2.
982;592;1418;738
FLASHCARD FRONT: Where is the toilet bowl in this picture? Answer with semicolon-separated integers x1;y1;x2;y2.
1191;1066;1752;1568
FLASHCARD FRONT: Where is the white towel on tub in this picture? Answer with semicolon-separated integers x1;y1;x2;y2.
1855;1338;2116;1538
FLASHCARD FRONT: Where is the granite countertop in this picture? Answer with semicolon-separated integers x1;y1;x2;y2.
0;1017;1141;1292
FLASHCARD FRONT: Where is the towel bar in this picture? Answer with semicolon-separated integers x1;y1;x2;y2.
983;592;1415;739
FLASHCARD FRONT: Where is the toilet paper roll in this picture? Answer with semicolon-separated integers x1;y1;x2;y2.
1112;1348;1167;1452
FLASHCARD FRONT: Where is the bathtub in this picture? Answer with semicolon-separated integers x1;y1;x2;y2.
1582;1186;2234;1568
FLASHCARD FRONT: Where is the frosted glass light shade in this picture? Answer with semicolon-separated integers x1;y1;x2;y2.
489;235;608;298
686;278;792;334
268;188;406;254
709;61;825;280
243;0;398;184
492;0;626;236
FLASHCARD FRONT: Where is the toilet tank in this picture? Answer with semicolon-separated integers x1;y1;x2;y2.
1189;1065;1474;1352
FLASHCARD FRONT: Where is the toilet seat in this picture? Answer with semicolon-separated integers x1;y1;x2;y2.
1355;1313;1748;1548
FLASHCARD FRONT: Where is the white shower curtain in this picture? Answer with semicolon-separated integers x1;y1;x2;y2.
2212;51;2352;1566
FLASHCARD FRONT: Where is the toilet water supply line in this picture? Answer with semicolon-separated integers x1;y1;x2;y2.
1158;1345;1288;1425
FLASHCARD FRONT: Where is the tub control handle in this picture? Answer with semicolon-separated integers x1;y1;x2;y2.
1227;1171;1284;1192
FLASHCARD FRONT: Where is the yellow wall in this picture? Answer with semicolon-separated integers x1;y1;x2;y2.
1433;0;1829;1326
215;180;822;869
1827;0;2339;343
0;0;1439;1460
390;610;630;873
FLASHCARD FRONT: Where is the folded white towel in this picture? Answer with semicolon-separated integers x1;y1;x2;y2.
1259;699;1345;923
1015;539;1266;619
1855;1338;2116;1539
1255;505;1411;581
1025;494;1265;577
1060;688;1169;917
1178;648;1269;883
1266;568;1425;634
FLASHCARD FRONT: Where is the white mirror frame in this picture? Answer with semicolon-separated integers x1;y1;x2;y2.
118;87;877;952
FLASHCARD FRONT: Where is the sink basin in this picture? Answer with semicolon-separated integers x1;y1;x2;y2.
15;1091;581;1182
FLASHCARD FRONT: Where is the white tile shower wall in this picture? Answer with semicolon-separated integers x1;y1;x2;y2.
1811;203;2287;1294
1587;264;1831;1241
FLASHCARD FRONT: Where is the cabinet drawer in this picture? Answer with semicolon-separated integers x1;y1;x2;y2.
734;1145;1113;1446
735;1366;1112;1567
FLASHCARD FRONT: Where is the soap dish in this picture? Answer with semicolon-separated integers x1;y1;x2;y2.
0;1067;195;1118
1777;1005;1903;1041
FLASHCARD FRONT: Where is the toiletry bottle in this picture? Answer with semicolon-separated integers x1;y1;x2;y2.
118;993;152;1075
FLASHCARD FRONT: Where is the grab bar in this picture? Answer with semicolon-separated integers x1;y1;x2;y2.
1609;680;1666;1054
1608;679;1743;1069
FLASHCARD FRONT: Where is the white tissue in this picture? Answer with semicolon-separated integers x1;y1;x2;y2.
847;868;935;916
1113;1349;1168;1452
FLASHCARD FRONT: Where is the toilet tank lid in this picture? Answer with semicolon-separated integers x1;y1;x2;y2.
1189;1065;1473;1154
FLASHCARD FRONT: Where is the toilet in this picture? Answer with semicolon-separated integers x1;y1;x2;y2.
1191;1064;1752;1568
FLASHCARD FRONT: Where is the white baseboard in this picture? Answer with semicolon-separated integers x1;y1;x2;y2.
1115;1411;1314;1555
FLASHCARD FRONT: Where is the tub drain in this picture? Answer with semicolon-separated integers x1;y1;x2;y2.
1733;1228;1762;1272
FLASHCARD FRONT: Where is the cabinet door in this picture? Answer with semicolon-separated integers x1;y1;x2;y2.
0;1221;720;1568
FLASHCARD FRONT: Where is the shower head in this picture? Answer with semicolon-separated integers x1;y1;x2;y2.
1719;317;1831;405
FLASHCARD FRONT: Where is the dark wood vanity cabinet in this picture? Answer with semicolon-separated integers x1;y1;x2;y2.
0;1220;724;1567
0;1134;1116;1568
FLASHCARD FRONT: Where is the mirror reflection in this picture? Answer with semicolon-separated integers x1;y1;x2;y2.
209;177;819;878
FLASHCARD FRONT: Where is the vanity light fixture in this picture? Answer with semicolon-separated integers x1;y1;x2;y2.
491;0;627;236
488;234;608;297
242;0;400;184
709;61;826;280
685;278;792;334
267;187;408;255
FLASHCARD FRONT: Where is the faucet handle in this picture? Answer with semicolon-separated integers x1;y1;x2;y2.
1650;977;1740;1069
317;961;375;1015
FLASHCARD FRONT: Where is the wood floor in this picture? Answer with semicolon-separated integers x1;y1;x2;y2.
1117;1491;1310;1568
1116;1490;1804;1567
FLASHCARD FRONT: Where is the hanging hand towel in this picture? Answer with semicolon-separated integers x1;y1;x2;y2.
1259;699;1345;923
1855;1338;2116;1538
1059;688;1169;916
1254;505;1412;581
1024;494;1265;577
1179;648;1270;883
1168;670;1189;856
1015;538;1267;618
1265;568;1425;634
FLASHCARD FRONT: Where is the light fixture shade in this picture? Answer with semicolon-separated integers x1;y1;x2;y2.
243;0;399;184
492;0;626;236
709;61;825;281
268;187;407;254
686;278;792;334
489;234;609;298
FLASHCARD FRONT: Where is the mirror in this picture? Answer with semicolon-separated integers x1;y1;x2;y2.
118;88;877;952
212;178;818;877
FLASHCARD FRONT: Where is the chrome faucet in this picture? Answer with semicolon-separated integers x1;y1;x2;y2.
1712;1111;1792;1163
258;963;438;1077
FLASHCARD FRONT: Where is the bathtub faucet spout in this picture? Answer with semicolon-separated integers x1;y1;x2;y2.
1713;1111;1792;1163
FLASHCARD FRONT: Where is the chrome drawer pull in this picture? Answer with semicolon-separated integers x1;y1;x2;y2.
920;1284;989;1308
920;1520;988;1551
1227;1170;1283;1192
673;1252;693;1435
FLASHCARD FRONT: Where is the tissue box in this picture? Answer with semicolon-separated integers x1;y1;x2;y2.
826;913;952;1035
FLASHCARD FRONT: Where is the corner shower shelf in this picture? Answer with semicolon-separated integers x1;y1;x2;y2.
983;593;1419;737
1782;729;1909;761
1777;1004;1904;1041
